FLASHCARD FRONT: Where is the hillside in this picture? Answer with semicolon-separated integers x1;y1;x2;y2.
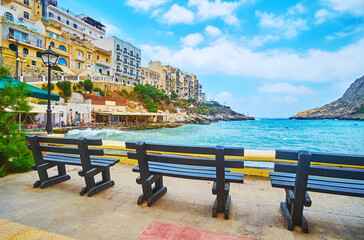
290;75;364;120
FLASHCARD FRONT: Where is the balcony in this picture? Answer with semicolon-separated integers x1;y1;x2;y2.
116;48;122;53
76;55;85;61
116;58;122;63
95;60;111;67
128;53;135;59
8;34;45;49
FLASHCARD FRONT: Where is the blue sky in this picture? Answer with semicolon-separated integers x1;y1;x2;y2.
59;0;364;117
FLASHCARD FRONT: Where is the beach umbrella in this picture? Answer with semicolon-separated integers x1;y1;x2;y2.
0;77;60;101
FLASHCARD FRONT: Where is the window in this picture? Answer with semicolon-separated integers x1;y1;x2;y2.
32;60;36;66
23;48;28;55
107;71;110;76
24;0;29;6
77;62;82;69
66;20;69;25
99;69;102;74
136;54;139;59
97;55;99;60
59;45;66;51
50;42;55;47
36;51;42;58
73;23;77;29
48;12;53;18
9;44;17;52
58;58;67;66
57;16;61;21
130;70;133;75
106;58;108;63
124;58;127;63
5;12;14;22
124;68;127;73
117;44;120;50
124;48;127;53
130;51;133;56
130;61;133;66
24;12;29;19
87;53;92;60
37;39;43;48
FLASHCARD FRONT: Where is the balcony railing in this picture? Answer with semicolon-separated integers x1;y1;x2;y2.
8;34;45;49
76;55;85;61
116;58;122;62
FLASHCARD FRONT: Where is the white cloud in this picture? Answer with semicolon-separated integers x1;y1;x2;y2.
248;34;279;47
180;33;204;47
258;82;314;95
269;96;298;103
140;37;364;83
166;31;174;36
288;3;305;15
103;22;122;36
125;0;169;11
315;9;331;24
256;11;308;38
215;91;233;104
322;0;364;16
204;25;222;37
188;0;241;24
162;4;195;24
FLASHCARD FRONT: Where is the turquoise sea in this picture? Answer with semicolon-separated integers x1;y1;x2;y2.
66;119;364;155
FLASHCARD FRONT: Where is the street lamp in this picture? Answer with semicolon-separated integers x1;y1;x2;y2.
21;59;26;78
41;46;59;134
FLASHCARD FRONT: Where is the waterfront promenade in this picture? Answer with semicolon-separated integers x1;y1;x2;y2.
0;162;363;240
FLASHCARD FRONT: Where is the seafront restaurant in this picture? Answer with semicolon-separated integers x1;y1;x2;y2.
93;110;167;125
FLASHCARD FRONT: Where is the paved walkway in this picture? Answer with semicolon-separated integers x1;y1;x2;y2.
0;163;363;240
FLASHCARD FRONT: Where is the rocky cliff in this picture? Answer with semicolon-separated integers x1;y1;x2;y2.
290;75;364;120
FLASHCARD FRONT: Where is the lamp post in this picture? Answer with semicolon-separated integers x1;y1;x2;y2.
21;59;26;78
41;46;59;134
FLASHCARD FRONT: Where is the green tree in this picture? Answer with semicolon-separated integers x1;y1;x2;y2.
0;65;33;177
83;79;93;92
56;81;72;101
41;83;54;91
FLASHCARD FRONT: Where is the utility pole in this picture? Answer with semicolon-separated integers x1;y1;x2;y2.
15;40;19;81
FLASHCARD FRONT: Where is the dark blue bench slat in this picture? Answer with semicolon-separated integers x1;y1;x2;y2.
270;172;364;185
271;180;364;197
127;152;244;168
25;136;103;146
276;149;364;166
126;142;244;156
133;165;244;183
274;162;364;180
45;153;119;166
270;173;364;190
39;145;104;156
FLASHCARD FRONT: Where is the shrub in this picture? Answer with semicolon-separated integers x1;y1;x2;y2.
77;81;84;90
0;65;34;177
72;84;77;91
94;87;105;96
38;101;47;105
83;79;93;92
56;81;72;100
133;84;167;112
41;83;54;91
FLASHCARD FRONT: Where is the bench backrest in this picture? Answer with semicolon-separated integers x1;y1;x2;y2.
26;135;104;171
275;149;364;180
126;141;244;186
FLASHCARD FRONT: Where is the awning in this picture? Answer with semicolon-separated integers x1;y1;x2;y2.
58;65;76;76
0;77;60;101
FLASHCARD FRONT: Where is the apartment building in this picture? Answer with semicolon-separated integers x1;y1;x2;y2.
140;61;166;90
0;0;46;74
45;0;105;41
94;36;141;85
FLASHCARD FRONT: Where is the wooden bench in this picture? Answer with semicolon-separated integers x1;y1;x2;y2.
270;149;364;233
126;141;244;219
26;135;119;197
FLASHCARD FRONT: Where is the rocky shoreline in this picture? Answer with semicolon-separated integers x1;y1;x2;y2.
50;114;254;134
290;75;364;121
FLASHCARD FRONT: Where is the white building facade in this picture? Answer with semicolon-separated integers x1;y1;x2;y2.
94;36;142;86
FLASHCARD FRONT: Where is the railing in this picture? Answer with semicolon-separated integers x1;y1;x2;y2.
95;60;111;66
76;55;85;61
8;34;45;49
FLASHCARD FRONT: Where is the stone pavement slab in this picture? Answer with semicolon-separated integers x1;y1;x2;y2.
0;163;363;240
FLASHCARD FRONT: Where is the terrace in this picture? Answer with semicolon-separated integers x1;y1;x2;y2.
0;140;363;240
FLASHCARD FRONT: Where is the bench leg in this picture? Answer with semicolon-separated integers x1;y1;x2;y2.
80;167;116;197
280;190;309;233
35;163;70;189
137;175;167;206
212;182;231;219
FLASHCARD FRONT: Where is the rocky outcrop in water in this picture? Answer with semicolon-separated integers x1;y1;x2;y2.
290;75;364;120
169;113;254;124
